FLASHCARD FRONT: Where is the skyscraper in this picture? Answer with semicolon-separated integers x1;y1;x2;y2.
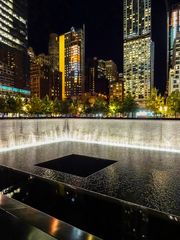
169;4;180;67
109;73;124;101
86;58;109;97
0;0;29;93
167;3;180;95
105;60;118;83
0;0;28;50
59;26;85;100
123;0;154;103
29;51;62;100
169;32;180;94
49;33;59;71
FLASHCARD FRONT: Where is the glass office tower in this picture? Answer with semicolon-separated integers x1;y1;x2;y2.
123;0;154;103
49;33;59;71
0;0;29;93
169;4;180;66
168;5;180;95
0;0;28;50
59;26;85;100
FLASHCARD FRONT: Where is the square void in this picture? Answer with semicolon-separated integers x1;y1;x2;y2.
36;154;117;177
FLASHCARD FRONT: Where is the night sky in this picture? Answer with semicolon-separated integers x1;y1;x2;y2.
28;0;123;71
28;0;180;74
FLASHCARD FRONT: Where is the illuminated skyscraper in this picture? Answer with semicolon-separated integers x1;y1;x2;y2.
169;4;180;67
105;60;118;82
49;33;59;70
169;32;180;94
0;61;14;87
109;73;124;101
123;0;154;103
167;4;180;95
59;26;85;99
0;0;28;50
86;58;109;97
0;0;29;94
29;51;62;100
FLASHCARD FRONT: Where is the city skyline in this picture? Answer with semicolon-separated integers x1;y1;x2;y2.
1;0;180;99
28;0;123;72
29;0;180;74
0;1;180;238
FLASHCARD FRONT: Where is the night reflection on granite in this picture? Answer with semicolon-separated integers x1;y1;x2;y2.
0;141;180;217
1;167;180;240
0;193;100;240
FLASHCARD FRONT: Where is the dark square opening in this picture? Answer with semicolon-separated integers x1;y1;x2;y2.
36;154;117;177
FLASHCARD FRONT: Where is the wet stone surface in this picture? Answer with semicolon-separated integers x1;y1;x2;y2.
0;141;180;216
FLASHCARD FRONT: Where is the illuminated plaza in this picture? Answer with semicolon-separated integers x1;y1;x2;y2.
0;0;180;239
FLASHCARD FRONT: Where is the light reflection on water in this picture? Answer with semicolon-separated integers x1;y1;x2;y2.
0;141;180;216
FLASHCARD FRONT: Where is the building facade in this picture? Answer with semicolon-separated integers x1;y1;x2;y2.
169;32;180;94
169;4;180;67
123;0;154;103
59;26;85;100
0;61;14;87
168;4;180;95
109;73;124;101
85;58;110;97
49;33;59;71
29;52;62;100
0;0;29;93
105;60;118;82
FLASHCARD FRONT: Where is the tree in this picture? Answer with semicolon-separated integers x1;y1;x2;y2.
91;97;108;115
0;96;6;115
83;95;95;114
53;98;62;115
27;95;43;115
15;95;23;116
109;97;122;116
6;94;18;113
68;97;78;116
71;101;84;116
166;90;180;118
61;99;72;115
146;88;164;116
122;94;138;117
42;95;54;115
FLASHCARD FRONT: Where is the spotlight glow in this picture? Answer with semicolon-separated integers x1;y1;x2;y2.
0;137;180;153
0;137;179;154
0;138;67;153
68;138;180;153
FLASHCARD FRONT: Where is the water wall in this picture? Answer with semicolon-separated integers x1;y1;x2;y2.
0;119;67;150
0;119;180;152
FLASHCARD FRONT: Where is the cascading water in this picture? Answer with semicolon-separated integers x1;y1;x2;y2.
0;118;180;153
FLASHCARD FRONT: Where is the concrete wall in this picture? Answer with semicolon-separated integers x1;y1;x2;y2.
0;119;180;152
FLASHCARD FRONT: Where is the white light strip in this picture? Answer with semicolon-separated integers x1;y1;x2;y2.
0;138;67;153
0;137;180;154
68;138;180;153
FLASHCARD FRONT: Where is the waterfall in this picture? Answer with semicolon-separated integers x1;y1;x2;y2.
0;119;179;153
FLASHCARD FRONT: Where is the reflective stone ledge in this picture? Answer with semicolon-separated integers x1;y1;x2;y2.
0;165;180;240
0;195;101;240
0;207;56;240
